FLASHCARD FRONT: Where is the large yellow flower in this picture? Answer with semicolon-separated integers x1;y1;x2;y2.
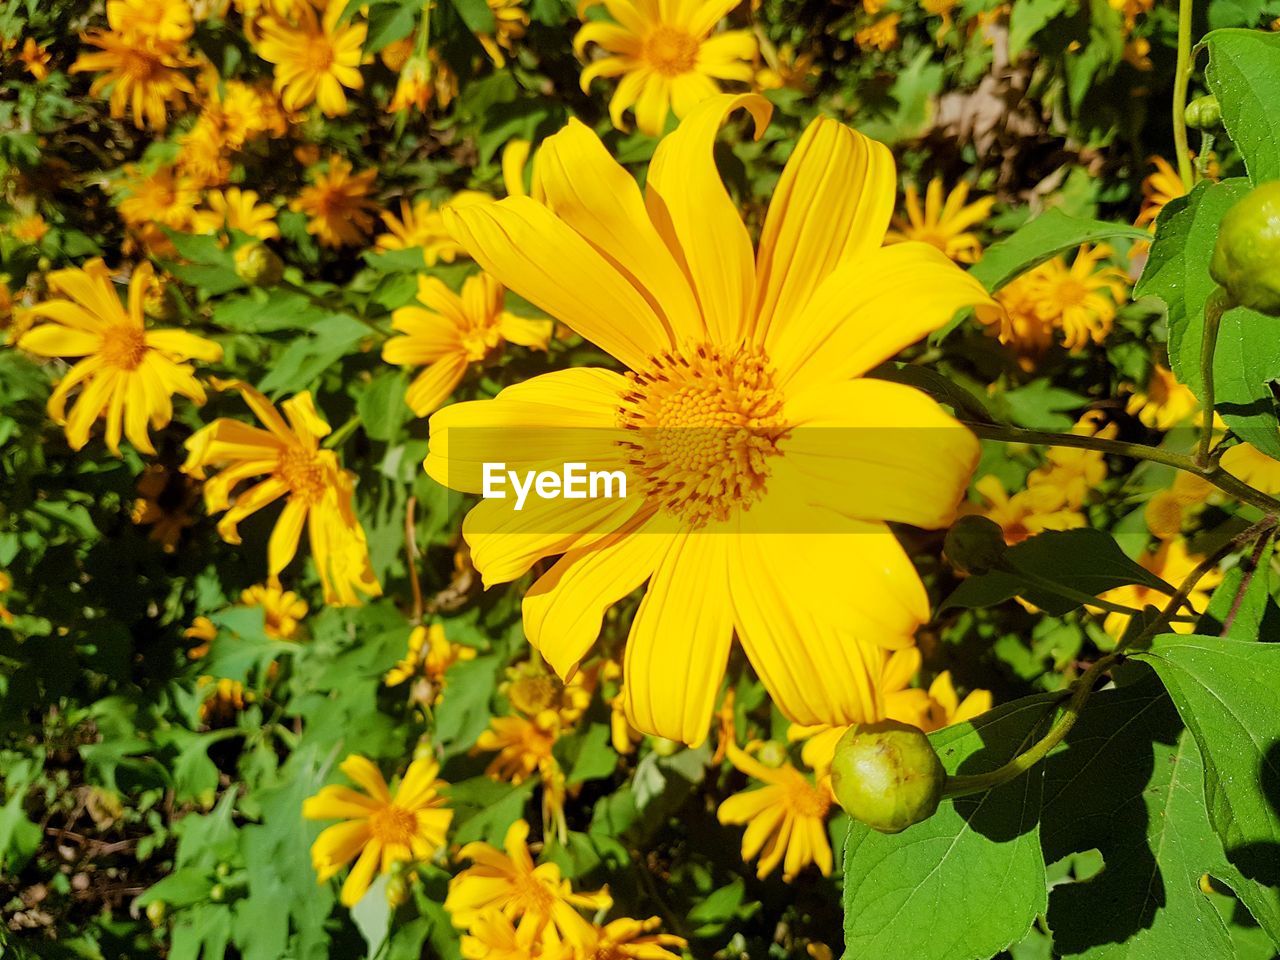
255;0;366;117
303;754;452;907
291;156;378;249
71;30;195;130
718;741;833;882
445;819;612;952
17;262;222;455
181;382;381;606
1025;244;1129;351
383;273;552;417
574;0;757;136
431;96;989;744
887;177;996;264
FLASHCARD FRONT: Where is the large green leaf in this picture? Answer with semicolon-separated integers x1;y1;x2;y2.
841;694;1057;960
941;528;1174;616
1133;635;1280;943
1042;674;1236;958
1205;29;1280;184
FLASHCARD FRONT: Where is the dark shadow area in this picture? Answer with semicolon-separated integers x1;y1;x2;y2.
1227;738;1280;890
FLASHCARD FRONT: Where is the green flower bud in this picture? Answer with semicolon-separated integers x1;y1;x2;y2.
209;883;227;903
649;736;680;757
215;861;232;879
755;740;789;768
944;515;1009;575
145;900;167;926
234;242;284;288
1210;181;1280;316
829;720;945;834
1184;94;1222;131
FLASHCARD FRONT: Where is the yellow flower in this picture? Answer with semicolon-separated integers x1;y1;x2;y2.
922;671;992;731
1124;37;1153;71
107;0;195;45
460;911;572;960
1221;442;1280;494
1144;472;1214;540
717;740;833;882
963;474;1085;545
255;0;366;117
291;156;379;248
384;622;477;696
445;819;612;951
132;462;200;552
855;13;901;51
18;262;222;455
383;273;552;417
433;96;989;744
194;187;281;240
1030;244;1129;350
115;164;201;255
241;582;308;640
887;178;996;264
560;914;686;960
478;0;529;68
502;659;592;725
921;0;958;40
198;675;249;723
475;713;560;784
1025;412;1115;510
181;381;382;606
976;270;1056;369
1109;0;1153;29
71;18;195;130
0;571;14;624
20;38;52;80
1136;156;1185;229
377;193;490;263
1126;363;1198;430
574;0;757;136
11;215;49;244
753;36;817;93
303;754;452;907
185;615;218;657
1098;538;1223;639
388;50;457;113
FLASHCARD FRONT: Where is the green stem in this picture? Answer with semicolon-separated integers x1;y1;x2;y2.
963;421;1280;516
323;414;361;449
1196;286;1230;468
1173;0;1196;188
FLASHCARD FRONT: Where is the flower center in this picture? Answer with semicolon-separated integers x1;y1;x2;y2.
512;867;556;916
643;25;699;76
303;37;335;73
369;804;418;846
617;343;787;528
274;446;328;503
507;676;558;716
786;775;832;819
101;324;149;370
1052;277;1088;308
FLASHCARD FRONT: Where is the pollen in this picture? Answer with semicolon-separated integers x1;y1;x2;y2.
275;446;329;503
785;772;832;819
617;343;787;528
101;324;149;370
642;25;699;76
369;804;419;846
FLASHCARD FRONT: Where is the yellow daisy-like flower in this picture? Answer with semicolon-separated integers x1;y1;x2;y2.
855;13;901;51
1221;442;1280;494
475;713;560;784
560;914;687;960
17;262;222;455
478;0;530;68
20;38;52;81
291;156;379;249
384;622;477;696
445;819;612;951
383;273;552;417
1145;472;1215;540
1025;411;1115;510
1135;156;1186;230
717;740;833;882
501;659;593;726
240;582;308;640
107;0;195;45
71;28;195;131
194;187;281;240
962;474;1085;545
1126;363;1198;430
460;911;572;960
303;754;452;907
922;670;992;731
574;0;757;136
115;164;201;256
11;215;49;244
377;193;491;263
1098;538;1223;639
254;0;366;117
887;178;996;264
431;95;988;745
198;675;249;724
1026;244;1129;351
181;381;382;607
976;270;1056;369
132;462;201;552
753;35;817;92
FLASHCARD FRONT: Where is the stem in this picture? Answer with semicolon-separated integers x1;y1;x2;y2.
322;414;360;449
1196;286;1229;468
405;495;424;624
1221;528;1274;635
1173;0;1195;188
964;421;1280;516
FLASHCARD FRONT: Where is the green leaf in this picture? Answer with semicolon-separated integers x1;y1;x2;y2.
941;528;1175;615
1215;303;1280;460
1201;537;1277;639
1132;635;1280;943
449;0;496;32
1042;673;1236;957
364;0;419;53
1205;29;1280;184
842;694;1057;960
357;370;412;443
256;315;370;396
351;874;392;956
1008;0;1069;58
136;868;214;908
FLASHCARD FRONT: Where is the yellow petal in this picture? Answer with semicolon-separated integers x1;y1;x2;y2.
339;839;382;907
404;354;468;417
18;324;102;357
340;755;392;802
304;786;380;821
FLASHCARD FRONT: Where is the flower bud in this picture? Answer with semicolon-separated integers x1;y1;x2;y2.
385;873;409;908
234;242;284;288
755;740;788;768
1184;94;1222;130
1210;181;1280;316
944;515;1009;575
145;900;167;926
829;720;945;834
209;883;227;903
